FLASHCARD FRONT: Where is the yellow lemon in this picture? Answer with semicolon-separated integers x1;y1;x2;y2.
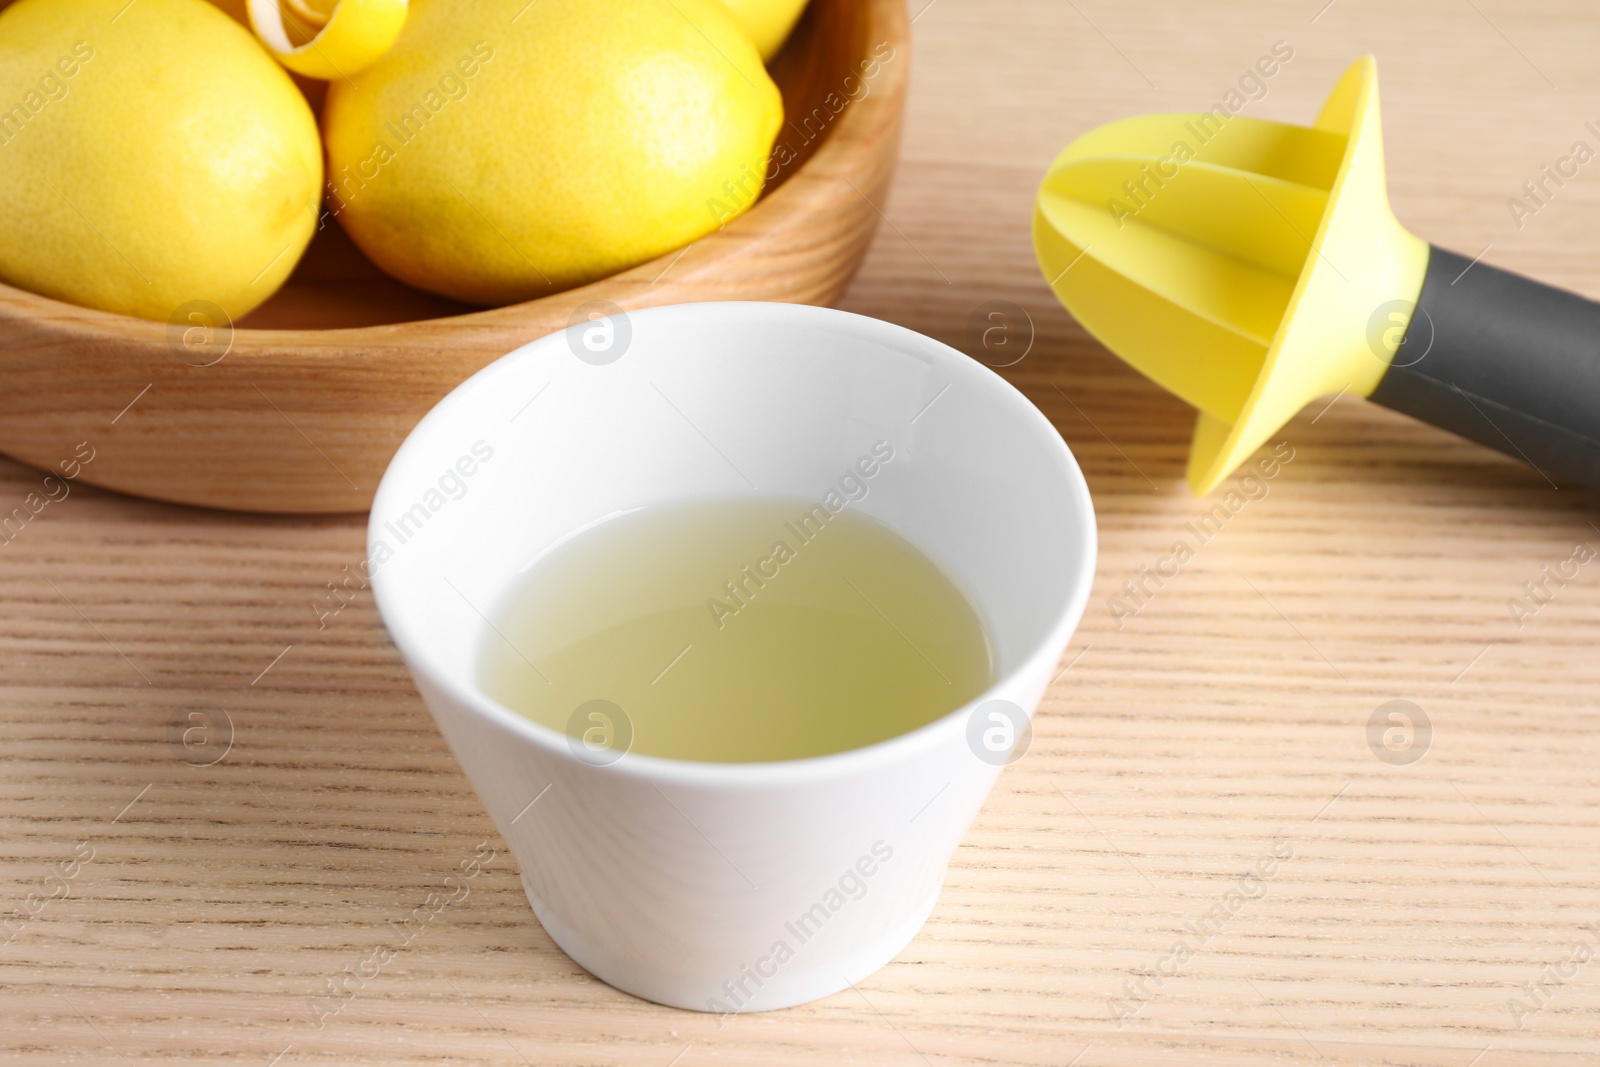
719;0;810;61
0;0;322;322
321;0;782;305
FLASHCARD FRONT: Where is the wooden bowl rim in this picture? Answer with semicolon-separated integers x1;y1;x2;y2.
0;0;910;349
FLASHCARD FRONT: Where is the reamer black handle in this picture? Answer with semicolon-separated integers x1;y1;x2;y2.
1369;245;1600;491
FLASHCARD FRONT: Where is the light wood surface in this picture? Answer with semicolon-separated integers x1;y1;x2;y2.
0;0;907;513
5;1;1600;1064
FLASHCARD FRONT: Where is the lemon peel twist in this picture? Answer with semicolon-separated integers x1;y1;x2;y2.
248;0;407;80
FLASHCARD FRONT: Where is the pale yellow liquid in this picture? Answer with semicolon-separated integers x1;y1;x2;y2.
477;497;993;763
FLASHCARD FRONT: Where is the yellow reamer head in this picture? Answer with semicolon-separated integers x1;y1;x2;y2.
1033;57;1430;494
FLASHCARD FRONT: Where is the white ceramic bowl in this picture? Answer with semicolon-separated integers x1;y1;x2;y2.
368;302;1096;1012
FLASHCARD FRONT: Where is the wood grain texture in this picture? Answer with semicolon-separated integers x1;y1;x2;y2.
3;1;1600;1064
0;0;908;513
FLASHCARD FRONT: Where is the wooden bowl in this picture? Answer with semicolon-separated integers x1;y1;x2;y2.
0;0;908;513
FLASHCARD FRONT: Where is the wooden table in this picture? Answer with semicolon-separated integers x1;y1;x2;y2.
5;1;1599;1063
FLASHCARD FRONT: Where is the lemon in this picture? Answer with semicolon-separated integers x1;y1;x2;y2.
720;0;809;61
321;0;782;305
0;0;322;322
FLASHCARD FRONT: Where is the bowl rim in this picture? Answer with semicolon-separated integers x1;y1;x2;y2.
368;300;1099;789
0;0;912;347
